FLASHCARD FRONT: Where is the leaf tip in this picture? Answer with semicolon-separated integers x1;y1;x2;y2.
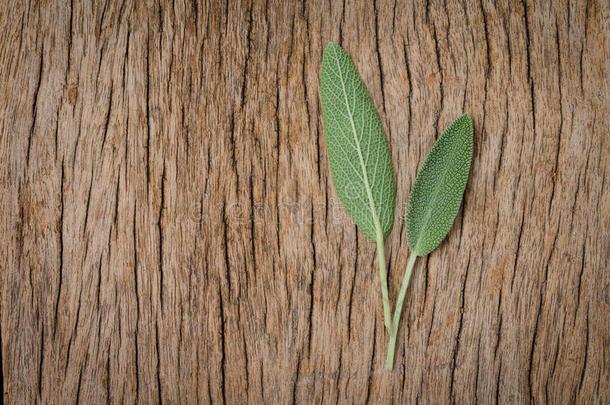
323;42;341;60
457;113;472;127
455;113;474;143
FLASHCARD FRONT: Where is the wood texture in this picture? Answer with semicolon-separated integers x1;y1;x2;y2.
1;0;608;403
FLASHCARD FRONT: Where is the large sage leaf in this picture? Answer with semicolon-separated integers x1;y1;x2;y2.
320;42;396;329
320;42;395;241
406;114;473;256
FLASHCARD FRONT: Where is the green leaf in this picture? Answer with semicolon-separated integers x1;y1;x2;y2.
405;114;473;256
320;42;395;241
386;114;474;370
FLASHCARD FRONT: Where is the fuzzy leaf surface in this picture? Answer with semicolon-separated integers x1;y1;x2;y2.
320;42;395;241
406;114;473;255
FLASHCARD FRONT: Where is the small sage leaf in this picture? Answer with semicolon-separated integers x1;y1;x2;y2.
320;42;395;241
387;114;474;370
406;114;473;256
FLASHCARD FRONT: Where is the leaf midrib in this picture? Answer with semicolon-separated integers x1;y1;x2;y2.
332;45;383;238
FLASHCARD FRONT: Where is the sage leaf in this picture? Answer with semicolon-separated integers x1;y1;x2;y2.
406;113;473;256
320;42;395;241
386;114;473;370
320;42;396;328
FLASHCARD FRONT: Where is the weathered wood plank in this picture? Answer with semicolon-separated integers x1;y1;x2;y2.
0;0;607;403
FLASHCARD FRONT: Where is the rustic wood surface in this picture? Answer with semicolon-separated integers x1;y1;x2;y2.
1;0;608;403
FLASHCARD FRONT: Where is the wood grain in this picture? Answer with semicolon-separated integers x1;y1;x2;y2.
1;0;608;403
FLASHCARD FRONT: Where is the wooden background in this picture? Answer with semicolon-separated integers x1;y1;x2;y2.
1;0;608;403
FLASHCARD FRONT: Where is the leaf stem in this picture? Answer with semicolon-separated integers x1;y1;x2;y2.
375;230;392;330
386;252;418;370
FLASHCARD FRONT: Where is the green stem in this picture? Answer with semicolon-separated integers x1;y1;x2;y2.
386;253;418;370
375;230;391;330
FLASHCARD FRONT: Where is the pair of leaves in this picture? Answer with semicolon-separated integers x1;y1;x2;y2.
320;42;473;256
320;42;473;370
